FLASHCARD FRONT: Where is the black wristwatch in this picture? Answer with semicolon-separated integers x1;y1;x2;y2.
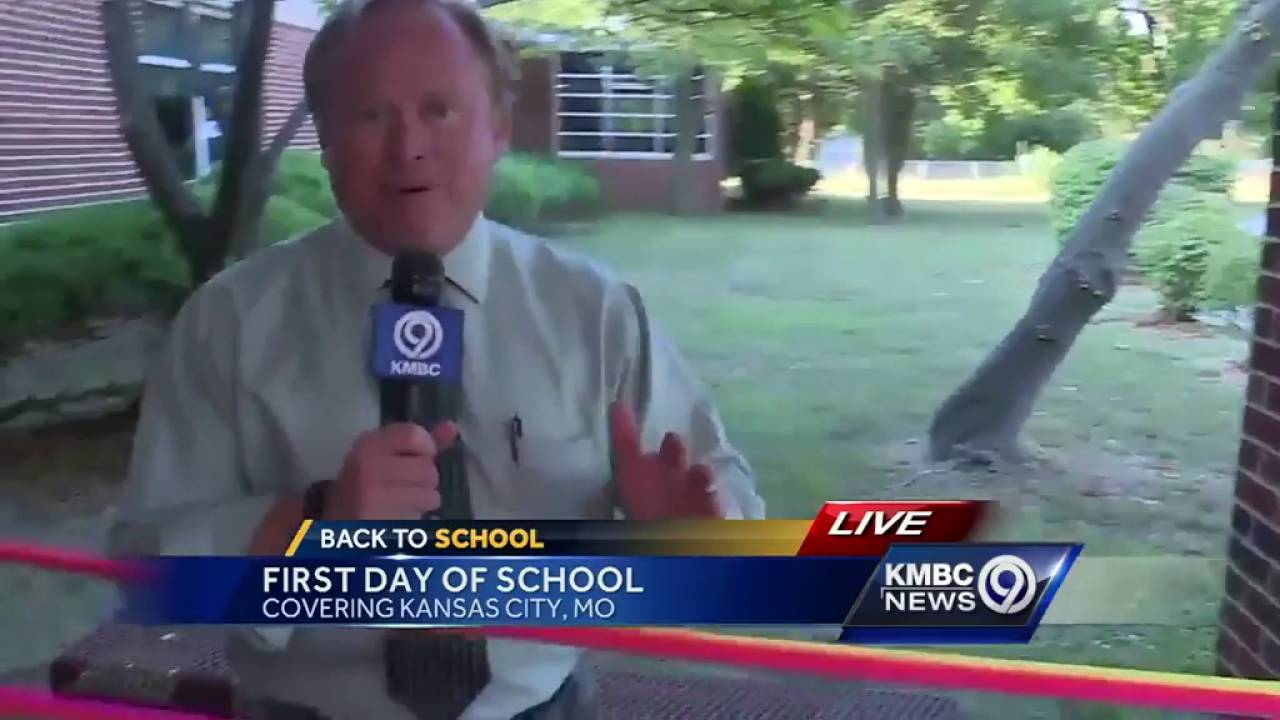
303;480;333;520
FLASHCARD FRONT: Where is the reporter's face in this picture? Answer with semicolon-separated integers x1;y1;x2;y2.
320;4;509;256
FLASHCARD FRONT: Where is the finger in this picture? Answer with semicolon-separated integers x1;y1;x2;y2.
377;456;441;489
375;423;439;457
609;401;643;463
687;464;715;494
431;422;459;453
658;432;687;470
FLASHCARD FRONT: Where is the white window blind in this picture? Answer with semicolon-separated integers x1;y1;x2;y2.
556;54;714;159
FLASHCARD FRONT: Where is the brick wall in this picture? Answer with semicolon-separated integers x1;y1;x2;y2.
1218;90;1280;680
0;0;141;218
0;0;317;220
262;21;319;150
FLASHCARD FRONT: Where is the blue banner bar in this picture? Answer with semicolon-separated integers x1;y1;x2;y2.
123;556;878;626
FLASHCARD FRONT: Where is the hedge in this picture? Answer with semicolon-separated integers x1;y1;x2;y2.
0;195;326;342
485;153;602;231
1;151;602;343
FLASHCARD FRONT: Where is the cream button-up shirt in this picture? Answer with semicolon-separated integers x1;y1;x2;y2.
110;215;766;719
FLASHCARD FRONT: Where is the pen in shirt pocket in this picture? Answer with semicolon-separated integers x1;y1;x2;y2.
508;413;523;465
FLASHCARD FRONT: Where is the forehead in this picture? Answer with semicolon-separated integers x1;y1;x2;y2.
332;3;485;90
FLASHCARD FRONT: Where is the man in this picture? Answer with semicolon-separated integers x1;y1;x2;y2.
110;0;765;718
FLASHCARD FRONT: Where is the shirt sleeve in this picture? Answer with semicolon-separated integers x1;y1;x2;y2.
108;280;277;558
612;284;767;520
109;281;294;649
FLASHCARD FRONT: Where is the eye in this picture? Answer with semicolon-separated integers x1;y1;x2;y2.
421;100;452;121
356;106;384;124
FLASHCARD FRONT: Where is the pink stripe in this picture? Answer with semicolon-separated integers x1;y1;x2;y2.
0;687;215;719
0;544;144;582
475;627;1280;718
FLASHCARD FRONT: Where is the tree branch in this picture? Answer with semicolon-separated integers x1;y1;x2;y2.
265;100;310;169
226;100;311;259
100;0;206;248
210;0;276;261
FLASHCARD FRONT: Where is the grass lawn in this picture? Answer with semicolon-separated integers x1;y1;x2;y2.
558;195;1248;718
0;187;1254;718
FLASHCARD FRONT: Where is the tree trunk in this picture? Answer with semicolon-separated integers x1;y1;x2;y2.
926;0;1280;464
882;77;915;218
793;91;816;164
670;69;703;217
861;76;885;224
102;0;308;288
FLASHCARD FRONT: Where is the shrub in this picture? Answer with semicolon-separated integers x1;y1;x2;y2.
0;194;326;342
1131;185;1245;317
1174;153;1234;195
1201;226;1260;310
739;158;821;208
920;120;978;160
271;151;339;217
727;76;784;174
1050;138;1237;243
485;153;602;231
1049;138;1129;241
198;150;339;218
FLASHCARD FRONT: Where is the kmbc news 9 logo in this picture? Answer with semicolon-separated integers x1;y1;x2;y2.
798;502;1082;645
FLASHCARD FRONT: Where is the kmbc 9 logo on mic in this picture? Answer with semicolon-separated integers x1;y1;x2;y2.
393;310;444;360
840;543;1082;645
371;302;465;381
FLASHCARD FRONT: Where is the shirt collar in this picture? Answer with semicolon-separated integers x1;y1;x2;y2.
341;215;491;305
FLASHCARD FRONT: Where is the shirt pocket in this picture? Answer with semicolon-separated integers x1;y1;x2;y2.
468;417;613;519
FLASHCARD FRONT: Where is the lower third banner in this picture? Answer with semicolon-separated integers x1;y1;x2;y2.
120;545;1079;644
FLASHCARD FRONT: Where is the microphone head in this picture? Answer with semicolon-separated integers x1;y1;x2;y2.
390;250;445;305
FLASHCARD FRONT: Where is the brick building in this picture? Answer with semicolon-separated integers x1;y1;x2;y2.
0;1;726;220
0;0;320;220
1222;90;1280;678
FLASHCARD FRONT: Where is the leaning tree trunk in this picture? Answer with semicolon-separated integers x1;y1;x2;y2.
102;0;308;288
861;75;885;223
926;0;1280;464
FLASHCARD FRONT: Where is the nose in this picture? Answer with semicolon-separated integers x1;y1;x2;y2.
387;110;432;164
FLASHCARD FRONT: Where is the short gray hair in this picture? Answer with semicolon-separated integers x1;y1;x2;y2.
303;0;520;145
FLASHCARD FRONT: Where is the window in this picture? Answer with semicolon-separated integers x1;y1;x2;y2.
137;0;236;67
556;53;714;159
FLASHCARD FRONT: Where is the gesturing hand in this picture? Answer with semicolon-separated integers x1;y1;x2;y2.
610;401;721;520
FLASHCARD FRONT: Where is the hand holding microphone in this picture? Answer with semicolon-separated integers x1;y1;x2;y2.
327;421;459;521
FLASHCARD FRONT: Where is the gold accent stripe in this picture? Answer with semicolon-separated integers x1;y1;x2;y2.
284;519;313;557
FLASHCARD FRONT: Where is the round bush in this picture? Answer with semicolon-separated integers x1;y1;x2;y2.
1132;185;1246;318
1050;139;1239;244
1049;138;1129;242
739;158;821;208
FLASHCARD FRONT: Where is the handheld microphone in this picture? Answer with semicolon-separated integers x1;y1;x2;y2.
370;251;472;520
